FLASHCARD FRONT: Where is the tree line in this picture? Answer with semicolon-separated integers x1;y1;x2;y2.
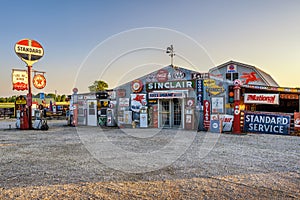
1;80;109;103
0;93;68;103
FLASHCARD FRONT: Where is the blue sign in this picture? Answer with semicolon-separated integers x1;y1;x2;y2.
196;80;204;107
244;112;291;135
40;93;45;100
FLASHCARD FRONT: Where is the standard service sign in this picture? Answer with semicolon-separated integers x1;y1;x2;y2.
15;39;44;65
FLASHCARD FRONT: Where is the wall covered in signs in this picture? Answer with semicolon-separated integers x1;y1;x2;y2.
113;65;205;128
244;111;291;135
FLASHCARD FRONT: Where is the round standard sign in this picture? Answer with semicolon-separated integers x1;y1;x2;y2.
15;39;44;65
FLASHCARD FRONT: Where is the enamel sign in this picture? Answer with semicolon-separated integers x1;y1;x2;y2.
244;111;290;135
15;39;44;65
12;69;28;91
244;93;279;105
33;74;46;89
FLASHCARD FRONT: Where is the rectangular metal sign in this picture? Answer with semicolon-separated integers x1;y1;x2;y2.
244;111;290;135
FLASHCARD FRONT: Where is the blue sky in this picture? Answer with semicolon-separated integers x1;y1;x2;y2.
1;0;300;96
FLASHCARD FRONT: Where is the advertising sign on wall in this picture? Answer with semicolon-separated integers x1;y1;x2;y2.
131;94;147;113
244;93;279;105
227;64;237;73
119;98;129;107
211;97;225;114
244;111;291;135
146;80;195;91
294;112;300;131
148;92;183;99
12;69;28;91
196;80;203;107
203;100;210;129
211;114;234;132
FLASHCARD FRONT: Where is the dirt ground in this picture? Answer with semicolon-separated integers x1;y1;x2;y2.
0;119;299;199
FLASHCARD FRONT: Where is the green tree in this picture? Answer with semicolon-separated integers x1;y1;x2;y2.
56;95;61;102
60;94;66;102
88;80;108;92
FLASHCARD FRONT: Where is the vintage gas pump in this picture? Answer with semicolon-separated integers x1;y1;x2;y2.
140;106;148;128
15;96;28;129
20;106;29;130
107;108;116;127
233;79;242;134
33;109;42;129
16;109;21;129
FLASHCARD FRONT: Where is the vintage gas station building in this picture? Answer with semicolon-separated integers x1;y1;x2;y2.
71;60;300;135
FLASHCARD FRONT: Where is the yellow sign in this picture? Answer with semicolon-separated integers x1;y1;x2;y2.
203;79;215;87
206;85;225;96
16;96;27;105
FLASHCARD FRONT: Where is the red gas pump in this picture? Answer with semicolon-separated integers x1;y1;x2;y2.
20;107;29;130
233;80;242;134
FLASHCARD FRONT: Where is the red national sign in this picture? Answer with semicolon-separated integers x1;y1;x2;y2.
33;74;46;89
15;39;44;64
244;93;279;105
203;100;211;129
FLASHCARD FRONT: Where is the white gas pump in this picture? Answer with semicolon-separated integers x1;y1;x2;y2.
140;106;148;128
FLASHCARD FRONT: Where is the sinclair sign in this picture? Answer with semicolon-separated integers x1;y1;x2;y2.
14;39;44;65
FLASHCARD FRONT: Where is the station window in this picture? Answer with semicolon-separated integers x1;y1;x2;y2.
226;73;239;81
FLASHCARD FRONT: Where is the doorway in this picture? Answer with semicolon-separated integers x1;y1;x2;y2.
87;100;97;126
159;98;183;128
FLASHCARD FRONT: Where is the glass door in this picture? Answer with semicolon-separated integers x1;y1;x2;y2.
173;98;182;127
159;99;170;128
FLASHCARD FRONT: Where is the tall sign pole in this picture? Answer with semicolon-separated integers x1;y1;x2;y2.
15;39;44;129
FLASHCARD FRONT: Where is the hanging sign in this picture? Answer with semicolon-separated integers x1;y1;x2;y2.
15;39;44;65
33;74;46;89
12;69;28;91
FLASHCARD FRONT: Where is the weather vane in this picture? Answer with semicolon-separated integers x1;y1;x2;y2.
166;45;175;67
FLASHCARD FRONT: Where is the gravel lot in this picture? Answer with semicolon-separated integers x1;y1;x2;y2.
0;119;299;199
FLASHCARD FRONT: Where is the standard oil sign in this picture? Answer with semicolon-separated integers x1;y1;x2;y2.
15;39;44;65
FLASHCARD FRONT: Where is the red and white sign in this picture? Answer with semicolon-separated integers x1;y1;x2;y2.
227;64;237;73
119;98;130;107
15;39;44;64
156;69;169;82
12;69;28;91
294;112;300;131
73;88;78;94
131;79;143;93
33;74;46;89
203;100;211;129
244;93;279;105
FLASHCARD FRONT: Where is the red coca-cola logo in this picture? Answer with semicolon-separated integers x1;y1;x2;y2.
13;82;28;91
156;69;169;82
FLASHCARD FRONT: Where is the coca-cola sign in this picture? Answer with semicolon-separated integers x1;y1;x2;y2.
244;93;279;105
156;69;169;82
12;69;28;91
